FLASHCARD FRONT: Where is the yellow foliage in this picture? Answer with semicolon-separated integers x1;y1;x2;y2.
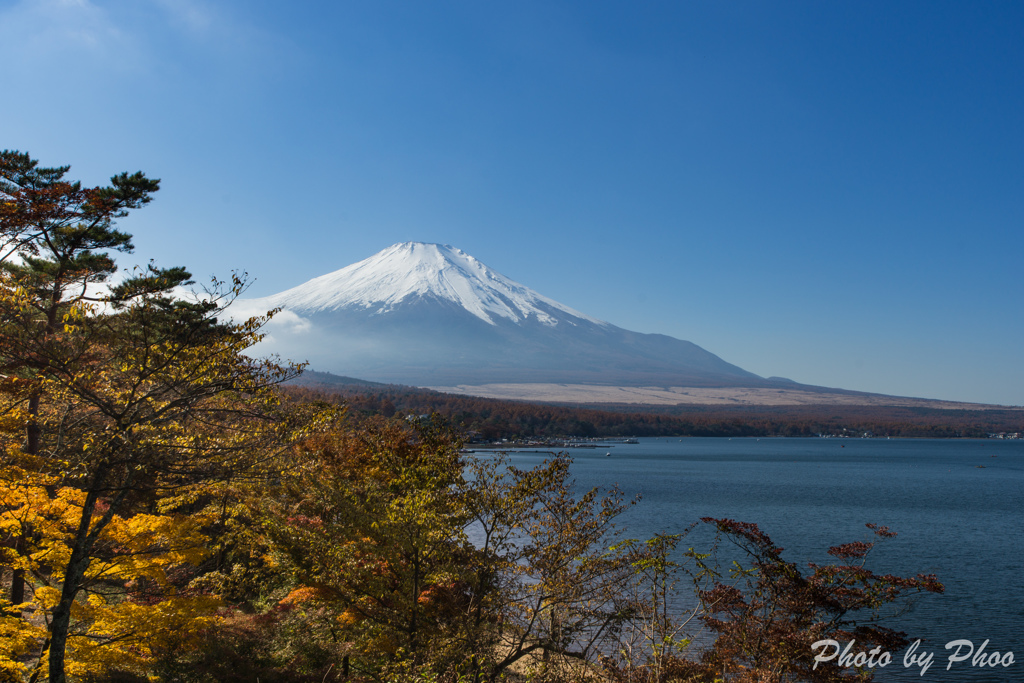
66;595;222;677
0;606;42;676
0;475;223;678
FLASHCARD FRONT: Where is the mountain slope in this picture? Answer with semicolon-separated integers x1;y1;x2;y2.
236;242;763;387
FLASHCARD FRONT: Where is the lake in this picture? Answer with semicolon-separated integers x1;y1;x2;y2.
503;437;1023;681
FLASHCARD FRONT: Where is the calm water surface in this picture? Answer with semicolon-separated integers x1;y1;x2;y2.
503;438;1023;681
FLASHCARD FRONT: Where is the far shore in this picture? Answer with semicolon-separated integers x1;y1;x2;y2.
427;383;1019;410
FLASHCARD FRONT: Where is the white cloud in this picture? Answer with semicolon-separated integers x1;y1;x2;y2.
0;0;144;74
151;0;214;34
2;0;118;48
265;309;313;334
0;0;274;71
226;298;313;335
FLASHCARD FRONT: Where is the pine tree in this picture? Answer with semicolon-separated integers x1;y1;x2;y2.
0;151;308;681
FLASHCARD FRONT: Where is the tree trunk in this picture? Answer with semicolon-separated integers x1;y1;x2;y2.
10;537;25;606
47;549;92;683
10;392;43;610
47;466;118;683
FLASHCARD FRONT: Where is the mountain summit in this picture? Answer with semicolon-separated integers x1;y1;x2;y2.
260;242;604;327
237;242;761;387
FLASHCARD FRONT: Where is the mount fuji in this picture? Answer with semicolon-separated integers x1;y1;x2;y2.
235;242;769;388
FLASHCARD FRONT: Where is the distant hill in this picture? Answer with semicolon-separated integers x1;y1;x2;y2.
282;372;1024;440
287;370;389;388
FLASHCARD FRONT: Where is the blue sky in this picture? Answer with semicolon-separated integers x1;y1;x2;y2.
3;0;1022;405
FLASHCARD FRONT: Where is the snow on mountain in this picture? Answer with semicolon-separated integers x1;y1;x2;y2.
235;242;762;387
256;242;604;327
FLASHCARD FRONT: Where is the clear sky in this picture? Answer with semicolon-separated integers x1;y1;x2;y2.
3;0;1022;405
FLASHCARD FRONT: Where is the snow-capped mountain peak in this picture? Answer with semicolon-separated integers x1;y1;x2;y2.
234;241;760;387
258;242;605;327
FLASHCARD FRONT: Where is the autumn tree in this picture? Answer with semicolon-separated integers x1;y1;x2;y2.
0;150;315;681
600;531;703;683
257;415;472;680
464;452;638;682
1;150;165;631
258;420;649;683
671;519;945;683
